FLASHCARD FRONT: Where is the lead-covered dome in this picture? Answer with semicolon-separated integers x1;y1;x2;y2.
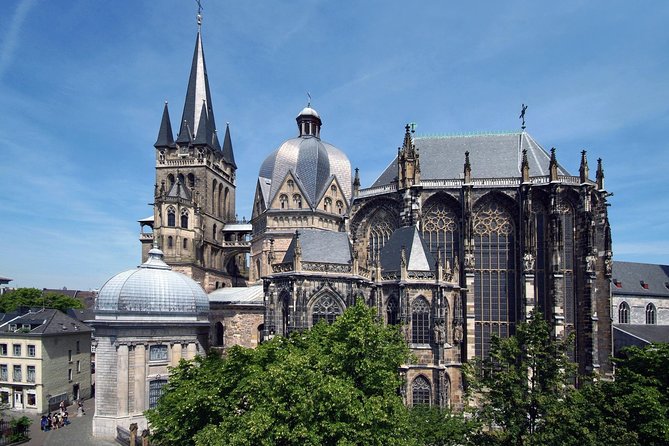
95;247;209;320
258;106;352;206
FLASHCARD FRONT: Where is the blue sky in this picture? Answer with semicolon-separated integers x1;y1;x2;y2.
0;1;667;290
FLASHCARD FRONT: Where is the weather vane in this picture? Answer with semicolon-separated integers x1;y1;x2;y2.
519;103;528;130
307;92;312;107
195;0;203;27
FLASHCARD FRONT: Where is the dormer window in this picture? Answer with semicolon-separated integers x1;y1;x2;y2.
640;280;649;290
665;282;669;290
613;279;622;288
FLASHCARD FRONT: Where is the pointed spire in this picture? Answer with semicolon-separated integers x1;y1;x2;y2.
464;151;472;183
579;150;589;183
596;158;605;190
176;119;192;145
154;102;175;148
221;123;237;168
179;29;217;145
521;148;530;182
549;147;559;182
353;167;361;197
193;101;211;145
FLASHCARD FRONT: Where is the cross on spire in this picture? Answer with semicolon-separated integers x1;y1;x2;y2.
519;103;528;130
195;0;203;28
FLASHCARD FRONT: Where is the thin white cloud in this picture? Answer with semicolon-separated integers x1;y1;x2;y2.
0;0;35;80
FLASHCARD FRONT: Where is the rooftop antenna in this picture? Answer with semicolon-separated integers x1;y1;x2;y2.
195;0;203;30
307;92;312;107
519;103;528;131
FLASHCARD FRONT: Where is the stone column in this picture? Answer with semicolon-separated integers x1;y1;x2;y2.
117;344;129;417
186;343;197;360
133;344;146;414
171;343;182;367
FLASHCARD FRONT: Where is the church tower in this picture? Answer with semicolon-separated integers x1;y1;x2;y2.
140;16;249;291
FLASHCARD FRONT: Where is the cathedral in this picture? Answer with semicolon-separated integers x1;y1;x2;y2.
137;18;614;410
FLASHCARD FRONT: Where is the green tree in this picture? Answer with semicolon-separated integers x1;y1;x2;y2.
465;311;575;446
0;288;83;313
146;302;415;446
408;405;476;446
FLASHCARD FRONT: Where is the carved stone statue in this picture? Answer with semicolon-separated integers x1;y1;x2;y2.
433;320;446;345
523;252;535;271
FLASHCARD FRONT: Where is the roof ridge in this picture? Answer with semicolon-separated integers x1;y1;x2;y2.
415;130;519;139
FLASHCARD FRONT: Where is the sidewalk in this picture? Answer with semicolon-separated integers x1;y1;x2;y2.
21;398;117;446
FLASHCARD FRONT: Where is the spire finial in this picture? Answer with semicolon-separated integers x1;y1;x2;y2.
519;103;528;130
307;92;311;107
195;0;203;29
579;150;589;183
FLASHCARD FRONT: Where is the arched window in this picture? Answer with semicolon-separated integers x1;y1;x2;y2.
224;187;230;218
167;206;176;227
293;194;303;209
183;238;188;249
386;294;399;325
177;173;185;185
412;297;431;344
212;180;218;213
336;200;344;215
180;209;189;228
213;224;217;241
188;173;195;188
218;183;224;217
412;376;431;406
618;302;630;324
279;194;288;209
421;199;459;263
646;303;656;325
311;294;343;326
149;379;168;409
167;236;173;248
368;209;396;264
287;179;294;189
324;197;332;212
473;201;516;359
215;322;224;346
167;174;175;189
331;184;337;196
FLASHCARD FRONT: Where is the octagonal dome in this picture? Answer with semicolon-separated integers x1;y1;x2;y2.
258;106;352;206
95;247;209;320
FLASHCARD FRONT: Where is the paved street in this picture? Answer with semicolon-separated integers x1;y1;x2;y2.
19;398;117;446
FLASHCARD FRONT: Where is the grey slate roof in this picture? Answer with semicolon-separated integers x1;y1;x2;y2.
222;124;236;168
209;285;263;305
282;229;352;264
166;178;192;200
372;132;569;187
154;102;175;148
611;261;669;298
380;226;436;272
0;308;92;335
614;324;669;344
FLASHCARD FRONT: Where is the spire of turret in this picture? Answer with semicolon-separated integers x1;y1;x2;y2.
353;167;361;197
579;150;589;183
178;28;217;146
596;158;605;190
154;101;174;148
549;147;559;182
521;148;530;182
464;151;472;183
221;123;237;168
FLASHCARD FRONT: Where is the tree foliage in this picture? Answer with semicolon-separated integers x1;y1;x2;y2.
146;302;414;446
465;311;576;446
408;405;476;446
0;288;83;313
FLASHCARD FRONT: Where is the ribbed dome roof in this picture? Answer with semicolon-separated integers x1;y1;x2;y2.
258;106;352;206
96;247;209;320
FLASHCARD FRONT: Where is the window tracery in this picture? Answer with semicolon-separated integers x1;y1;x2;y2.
368;210;396;263
411;297;431;344
412;376;431;406
619;301;630;324
421;200;459;262
180;209;189;228
646;303;656;325
473;201;516;359
311;294;343;326
167;206;176;227
293;194;303;209
386;294;399;325
279;194;288;209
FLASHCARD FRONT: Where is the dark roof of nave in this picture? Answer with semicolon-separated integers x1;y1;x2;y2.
282;229;352;265
612;261;669;298
380;226;436;272
371;132;570;187
614;324;669;344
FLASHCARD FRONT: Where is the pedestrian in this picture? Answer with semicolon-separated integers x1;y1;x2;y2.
40;415;48;431
63;411;70;426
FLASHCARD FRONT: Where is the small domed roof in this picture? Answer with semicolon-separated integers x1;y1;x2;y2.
297;106;320;119
96;248;209;320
